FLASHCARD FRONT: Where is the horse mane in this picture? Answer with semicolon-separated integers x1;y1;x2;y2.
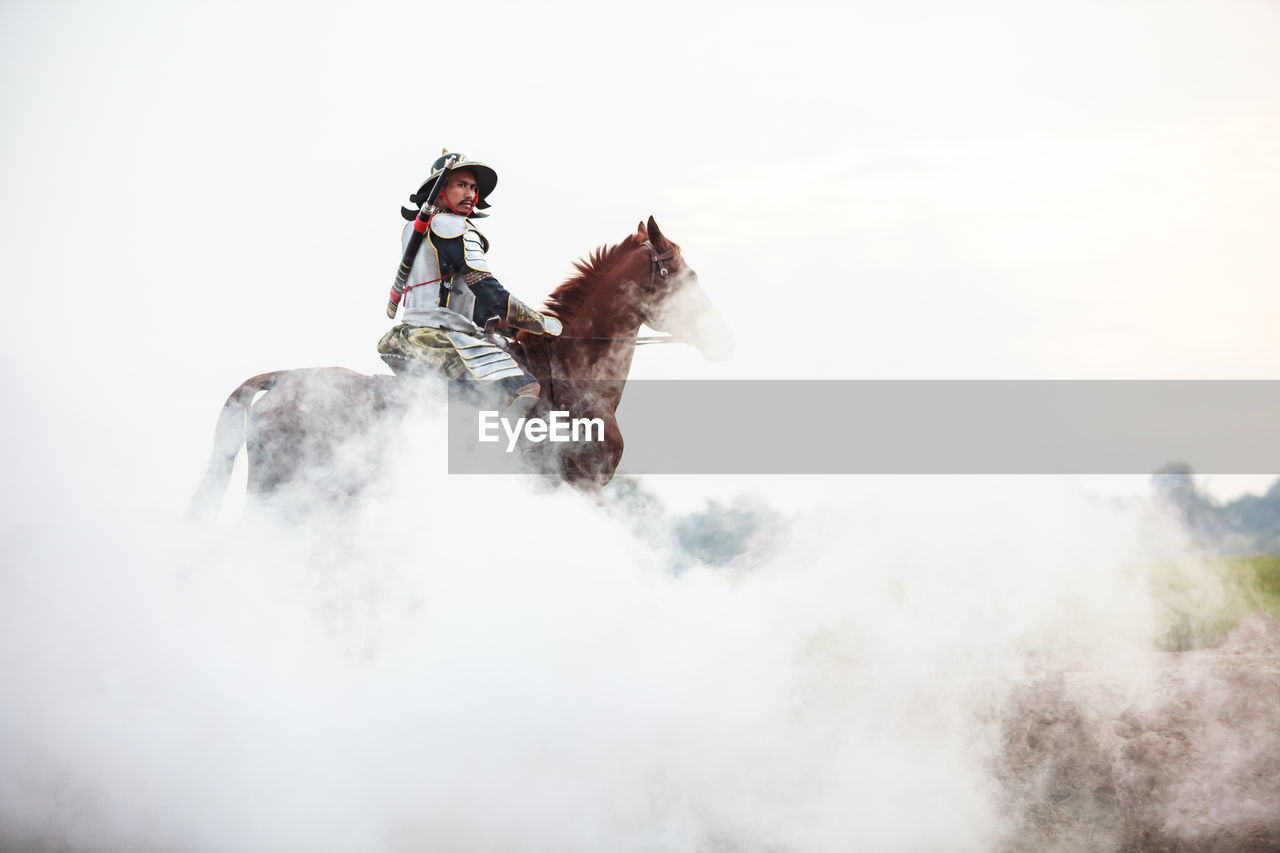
542;233;644;321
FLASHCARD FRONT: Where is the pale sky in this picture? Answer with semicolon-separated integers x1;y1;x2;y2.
1;0;1278;515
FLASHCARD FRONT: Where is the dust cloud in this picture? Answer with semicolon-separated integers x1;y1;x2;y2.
1;433;1276;851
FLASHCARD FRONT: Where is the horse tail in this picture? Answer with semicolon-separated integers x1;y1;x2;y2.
186;372;280;521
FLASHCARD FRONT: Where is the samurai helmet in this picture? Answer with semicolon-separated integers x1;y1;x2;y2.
401;149;498;220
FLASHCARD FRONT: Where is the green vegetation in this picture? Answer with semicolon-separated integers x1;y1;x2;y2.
1249;553;1280;601
1155;554;1280;651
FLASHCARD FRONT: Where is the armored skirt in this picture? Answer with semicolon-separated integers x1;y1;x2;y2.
377;324;537;397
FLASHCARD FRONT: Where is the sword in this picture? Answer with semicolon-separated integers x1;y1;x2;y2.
386;151;459;319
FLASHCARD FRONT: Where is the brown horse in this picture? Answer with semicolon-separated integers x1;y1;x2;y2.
188;217;731;518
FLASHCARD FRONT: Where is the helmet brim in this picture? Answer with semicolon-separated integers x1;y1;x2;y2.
413;160;499;210
459;162;498;209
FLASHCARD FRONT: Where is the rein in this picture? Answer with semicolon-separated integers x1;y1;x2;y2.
534;238;681;403
556;334;675;344
552;238;678;345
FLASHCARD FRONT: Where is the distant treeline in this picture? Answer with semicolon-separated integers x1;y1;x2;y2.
1154;464;1280;556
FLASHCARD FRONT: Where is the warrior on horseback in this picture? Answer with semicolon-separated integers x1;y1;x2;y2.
188;150;733;515
378;150;562;421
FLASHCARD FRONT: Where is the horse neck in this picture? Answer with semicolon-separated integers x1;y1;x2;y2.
543;248;651;412
562;247;650;342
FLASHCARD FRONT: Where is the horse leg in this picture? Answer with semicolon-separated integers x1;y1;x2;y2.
558;414;624;489
187;372;278;521
244;432;281;498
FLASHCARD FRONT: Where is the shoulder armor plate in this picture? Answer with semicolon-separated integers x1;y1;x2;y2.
462;228;491;273
467;224;489;252
429;213;467;239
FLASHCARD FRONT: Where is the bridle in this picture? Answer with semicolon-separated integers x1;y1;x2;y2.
547;240;680;344
644;238;677;281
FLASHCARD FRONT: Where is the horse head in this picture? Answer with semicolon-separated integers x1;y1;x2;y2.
633;216;734;361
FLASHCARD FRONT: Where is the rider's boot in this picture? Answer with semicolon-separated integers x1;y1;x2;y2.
500;387;551;470
502;393;540;427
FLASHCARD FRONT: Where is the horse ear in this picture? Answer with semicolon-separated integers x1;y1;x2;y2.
646;215;668;248
636;220;647;241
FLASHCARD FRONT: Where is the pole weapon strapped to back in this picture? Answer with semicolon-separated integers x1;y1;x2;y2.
387;149;497;318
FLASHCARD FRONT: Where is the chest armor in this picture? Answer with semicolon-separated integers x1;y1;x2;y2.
401;214;492;323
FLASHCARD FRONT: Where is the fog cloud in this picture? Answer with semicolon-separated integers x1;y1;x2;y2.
5;451;1255;851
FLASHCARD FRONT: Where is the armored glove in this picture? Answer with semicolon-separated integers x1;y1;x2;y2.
506;295;563;336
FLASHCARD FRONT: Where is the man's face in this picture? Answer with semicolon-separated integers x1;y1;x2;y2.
438;168;478;214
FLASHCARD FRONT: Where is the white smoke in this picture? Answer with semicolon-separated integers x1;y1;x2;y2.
4;3;1278;848
0;430;1227;852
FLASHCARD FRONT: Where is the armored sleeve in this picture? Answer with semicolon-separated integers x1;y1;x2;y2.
431;232;510;324
469;277;511;324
